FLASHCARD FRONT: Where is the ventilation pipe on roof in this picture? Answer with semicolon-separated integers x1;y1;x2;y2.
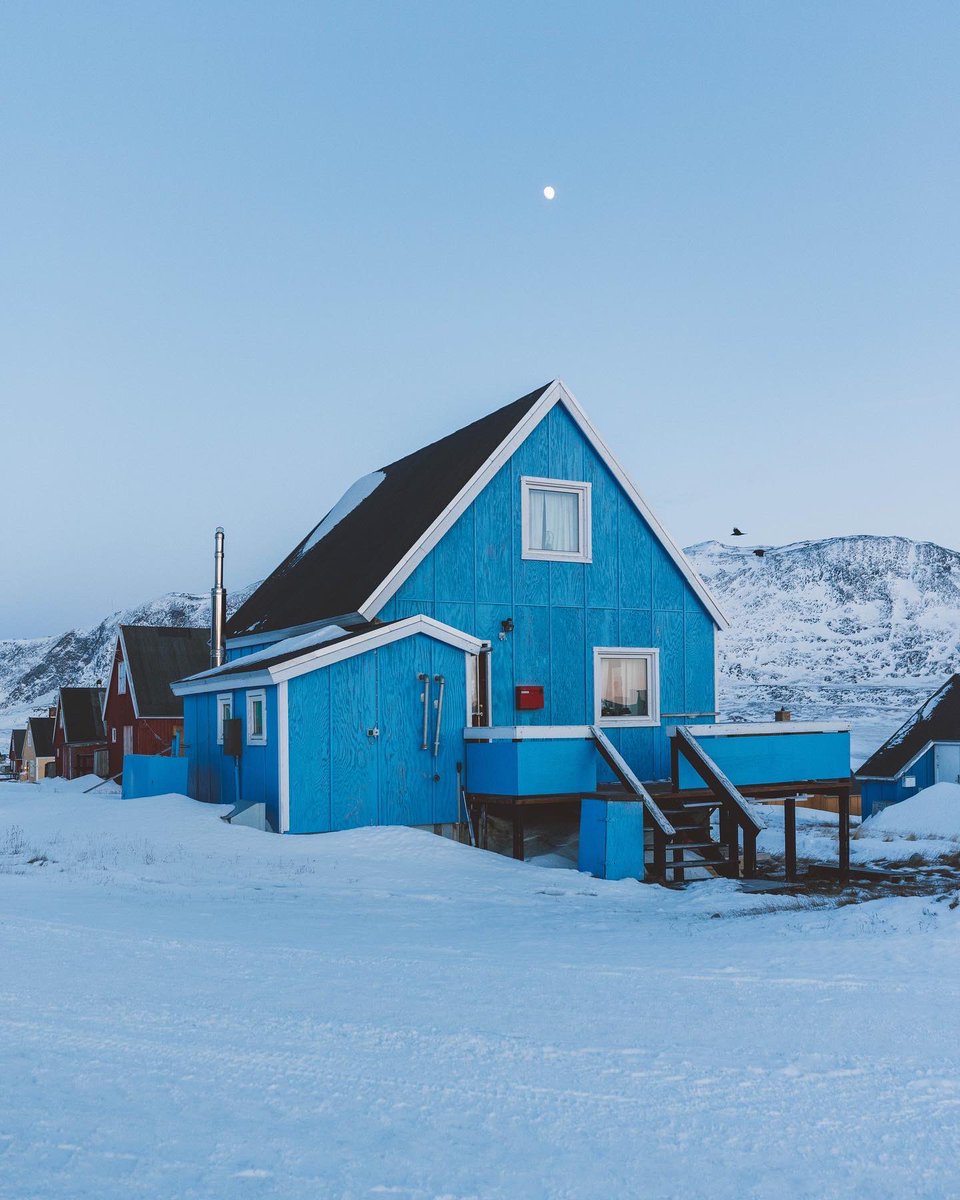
211;527;227;669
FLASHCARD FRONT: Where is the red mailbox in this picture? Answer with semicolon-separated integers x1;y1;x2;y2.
515;685;544;711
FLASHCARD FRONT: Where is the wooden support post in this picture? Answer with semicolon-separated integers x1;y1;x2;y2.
672;846;685;884
720;805;739;878
652;828;667;881
742;830;757;879
784;795;797;882
670;736;679;791
512;810;524;861
838;788;850;883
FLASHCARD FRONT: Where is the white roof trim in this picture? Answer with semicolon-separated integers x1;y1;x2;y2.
172;616;488;695
115;629;142;720
856;738;954;781
357;380;729;630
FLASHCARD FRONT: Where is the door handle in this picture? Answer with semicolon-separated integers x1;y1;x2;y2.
418;673;431;751
433;675;446;758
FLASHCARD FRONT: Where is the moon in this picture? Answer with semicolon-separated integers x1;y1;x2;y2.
543;186;556;200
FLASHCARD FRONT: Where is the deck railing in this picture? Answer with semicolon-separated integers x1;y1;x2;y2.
671;726;762;878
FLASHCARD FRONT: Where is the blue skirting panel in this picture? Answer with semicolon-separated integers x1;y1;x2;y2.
466;738;597;796
578;799;645;880
676;731;851;791
122;755;190;800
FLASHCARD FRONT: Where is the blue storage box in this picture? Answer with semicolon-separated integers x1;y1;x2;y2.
578;799;646;880
465;737;597;796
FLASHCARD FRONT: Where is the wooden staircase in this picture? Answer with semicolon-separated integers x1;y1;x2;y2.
590;726;762;883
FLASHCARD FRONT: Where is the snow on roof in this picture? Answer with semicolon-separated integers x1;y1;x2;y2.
289;472;386;565
186;624;353;682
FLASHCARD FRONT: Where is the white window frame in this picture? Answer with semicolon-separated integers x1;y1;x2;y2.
118;661;127;695
216;693;233;745
246;690;267;746
520;476;592;563
593;647;660;728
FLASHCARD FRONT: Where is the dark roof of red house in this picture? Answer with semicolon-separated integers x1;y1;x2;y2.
857;675;960;779
8;729;25;759
119;625;211;718
58;687;106;744
227;383;553;637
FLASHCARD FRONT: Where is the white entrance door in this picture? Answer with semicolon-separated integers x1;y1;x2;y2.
123;726;134;757
934;744;960;784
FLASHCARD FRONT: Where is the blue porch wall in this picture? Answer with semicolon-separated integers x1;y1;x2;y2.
859;746;934;819
287;632;468;833
676;731;851;791
182;686;280;827
377;403;716;782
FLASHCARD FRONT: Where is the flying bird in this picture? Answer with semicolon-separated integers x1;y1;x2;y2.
731;527;745;537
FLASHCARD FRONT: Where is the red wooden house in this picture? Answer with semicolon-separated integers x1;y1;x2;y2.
104;625;210;779
52;686;108;780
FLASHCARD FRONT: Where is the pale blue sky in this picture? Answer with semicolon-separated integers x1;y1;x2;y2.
2;2;959;636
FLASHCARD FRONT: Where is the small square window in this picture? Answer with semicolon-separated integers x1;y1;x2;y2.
594;648;660;727
521;477;591;563
216;694;233;745
246;690;267;746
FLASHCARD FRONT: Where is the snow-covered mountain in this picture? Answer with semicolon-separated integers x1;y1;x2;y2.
686;535;960;762
0;586;257;736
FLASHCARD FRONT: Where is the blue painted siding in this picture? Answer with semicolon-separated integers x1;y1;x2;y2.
378;403;716;782
182;686;280;827
465;739;597;796
578;799;646;880
860;745;935;819
121;755;189;800
226;641;276;662
287;633;469;833
677;731;851;791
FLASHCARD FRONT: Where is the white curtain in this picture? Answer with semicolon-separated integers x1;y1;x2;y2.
601;657;648;717
529;488;579;553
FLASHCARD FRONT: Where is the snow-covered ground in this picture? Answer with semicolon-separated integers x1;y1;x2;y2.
3;783;960;1198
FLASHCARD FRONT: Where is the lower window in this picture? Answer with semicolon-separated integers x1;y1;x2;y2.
594;648;660;726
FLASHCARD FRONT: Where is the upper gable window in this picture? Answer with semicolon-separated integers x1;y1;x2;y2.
521;477;592;563
118;661;127;695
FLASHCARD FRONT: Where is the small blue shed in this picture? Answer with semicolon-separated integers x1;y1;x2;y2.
856;675;960;818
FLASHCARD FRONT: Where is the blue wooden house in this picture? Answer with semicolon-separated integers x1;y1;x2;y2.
173;381;726;831
856;675;960;818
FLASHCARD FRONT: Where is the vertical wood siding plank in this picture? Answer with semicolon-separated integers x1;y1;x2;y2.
330;654;378;830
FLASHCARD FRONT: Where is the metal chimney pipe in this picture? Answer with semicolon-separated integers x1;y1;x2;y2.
211;527;227;669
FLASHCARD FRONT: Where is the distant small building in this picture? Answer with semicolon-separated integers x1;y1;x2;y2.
7;728;25;778
22;714;56;782
856;675;960;818
103;625;211;780
52;686;108;780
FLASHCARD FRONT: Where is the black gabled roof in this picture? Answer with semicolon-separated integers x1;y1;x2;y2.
9;729;25;759
227;383;553;637
58;687;106;744
28;716;55;758
857;675;960;779
120;625;212;717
